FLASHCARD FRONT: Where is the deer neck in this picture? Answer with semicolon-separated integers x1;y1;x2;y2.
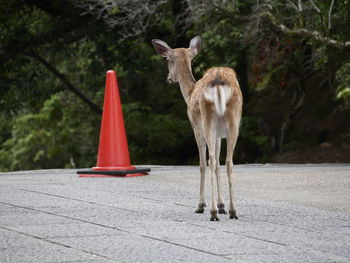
176;60;196;105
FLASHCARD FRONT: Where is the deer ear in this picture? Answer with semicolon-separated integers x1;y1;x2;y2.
189;36;201;57
152;39;173;58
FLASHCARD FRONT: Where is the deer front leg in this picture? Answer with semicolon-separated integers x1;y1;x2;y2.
194;131;207;213
215;138;226;214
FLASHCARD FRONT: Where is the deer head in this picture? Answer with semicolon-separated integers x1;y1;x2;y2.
152;36;201;84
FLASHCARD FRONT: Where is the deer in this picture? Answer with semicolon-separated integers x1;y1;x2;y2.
152;36;243;221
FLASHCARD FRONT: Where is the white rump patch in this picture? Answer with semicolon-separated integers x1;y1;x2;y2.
204;85;232;116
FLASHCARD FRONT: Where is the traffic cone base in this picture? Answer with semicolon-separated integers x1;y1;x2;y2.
78;174;147;178
78;170;149;177
77;70;150;178
77;168;150;177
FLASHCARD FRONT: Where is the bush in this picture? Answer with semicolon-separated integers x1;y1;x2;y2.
124;102;197;164
0;93;99;171
336;63;350;109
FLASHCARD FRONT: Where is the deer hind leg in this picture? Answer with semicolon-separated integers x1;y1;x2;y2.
203;125;219;221
215;138;227;214
194;131;207;213
226;115;240;219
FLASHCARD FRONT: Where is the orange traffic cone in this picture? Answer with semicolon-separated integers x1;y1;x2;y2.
77;70;150;177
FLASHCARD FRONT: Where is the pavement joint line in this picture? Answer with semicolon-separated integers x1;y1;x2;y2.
0;201;235;259
223;231;287;246
173;202;193;207
19;188;149;216
185;222;287;247
89;187;195;208
46;234;123;239
20;187;194;211
126;193;193;208
187;223;216;230
0;226;121;263
0;201;129;233
240;215;320;233
139;234;233;261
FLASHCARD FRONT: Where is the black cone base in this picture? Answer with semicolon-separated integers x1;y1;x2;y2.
77;168;150;177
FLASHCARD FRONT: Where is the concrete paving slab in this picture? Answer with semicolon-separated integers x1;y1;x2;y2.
0;164;349;262
0;228;108;263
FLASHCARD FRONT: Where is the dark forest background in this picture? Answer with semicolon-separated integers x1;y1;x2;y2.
1;0;349;171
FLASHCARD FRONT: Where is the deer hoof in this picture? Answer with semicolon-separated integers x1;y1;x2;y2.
217;203;227;214
210;210;219;221
229;209;238;219
219;209;227;214
195;208;204;213
195;203;206;213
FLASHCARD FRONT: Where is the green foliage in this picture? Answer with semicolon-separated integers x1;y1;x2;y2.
336;63;350;108
187;11;242;76
123;103;196;164
0;93;99;171
236;117;270;163
240;117;269;148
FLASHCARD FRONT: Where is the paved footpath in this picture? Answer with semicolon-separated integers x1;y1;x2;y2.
0;164;349;263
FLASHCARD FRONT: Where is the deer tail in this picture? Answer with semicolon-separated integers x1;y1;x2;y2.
204;74;233;116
